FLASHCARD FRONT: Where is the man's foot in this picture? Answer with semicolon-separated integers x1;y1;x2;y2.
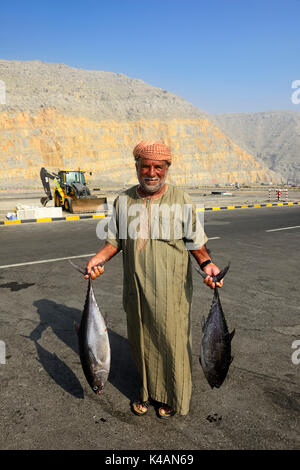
131;400;150;417
157;404;176;419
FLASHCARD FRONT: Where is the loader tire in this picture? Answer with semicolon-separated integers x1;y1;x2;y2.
64;198;73;213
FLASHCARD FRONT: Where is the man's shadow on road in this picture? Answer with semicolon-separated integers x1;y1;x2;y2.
27;299;141;401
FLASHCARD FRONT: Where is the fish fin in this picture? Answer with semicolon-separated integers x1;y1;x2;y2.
229;329;235;341
215;262;230;283
74;321;79;335
20;334;31;340
88;347;98;364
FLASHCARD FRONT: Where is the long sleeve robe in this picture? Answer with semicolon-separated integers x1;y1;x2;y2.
107;184;207;415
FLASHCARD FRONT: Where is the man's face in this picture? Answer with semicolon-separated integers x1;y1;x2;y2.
136;158;170;194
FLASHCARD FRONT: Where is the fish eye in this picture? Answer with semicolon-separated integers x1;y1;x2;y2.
93;386;98;391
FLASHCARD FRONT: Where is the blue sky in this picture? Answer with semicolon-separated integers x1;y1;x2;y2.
0;0;299;113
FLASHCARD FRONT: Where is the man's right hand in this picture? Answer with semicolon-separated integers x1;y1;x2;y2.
85;256;105;280
84;243;119;280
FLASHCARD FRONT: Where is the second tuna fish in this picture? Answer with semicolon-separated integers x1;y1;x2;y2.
196;264;235;389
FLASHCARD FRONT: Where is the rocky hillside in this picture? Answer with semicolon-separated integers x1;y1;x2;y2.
0;60;279;188
0;59;207;121
212;111;300;183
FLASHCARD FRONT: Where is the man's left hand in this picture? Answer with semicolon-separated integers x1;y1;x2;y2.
202;263;223;289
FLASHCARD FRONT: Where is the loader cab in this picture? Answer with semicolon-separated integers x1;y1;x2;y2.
58;170;86;187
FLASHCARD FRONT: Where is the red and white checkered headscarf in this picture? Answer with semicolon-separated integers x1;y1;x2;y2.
133;140;172;164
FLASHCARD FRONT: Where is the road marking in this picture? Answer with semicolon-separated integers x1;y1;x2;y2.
0;253;97;269
266;225;300;232
0;237;221;269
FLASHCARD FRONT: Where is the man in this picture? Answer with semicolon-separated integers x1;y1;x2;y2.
85;140;223;418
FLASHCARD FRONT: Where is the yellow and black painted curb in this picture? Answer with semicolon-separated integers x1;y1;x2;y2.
196;201;300;212
0;213;107;226
1;201;299;226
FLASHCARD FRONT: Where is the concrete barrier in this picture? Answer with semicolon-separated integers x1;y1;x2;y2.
16;205;63;220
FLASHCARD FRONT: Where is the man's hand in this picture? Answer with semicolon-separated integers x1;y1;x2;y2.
191;246;223;289
202;262;223;289
85;256;105;280
84;243;119;280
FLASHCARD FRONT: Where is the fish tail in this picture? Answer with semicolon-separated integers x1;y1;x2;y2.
193;262;230;283
69;259;87;275
215;263;230;283
69;259;107;277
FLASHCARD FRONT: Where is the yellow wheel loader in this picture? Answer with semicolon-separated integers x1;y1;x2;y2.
40;167;108;214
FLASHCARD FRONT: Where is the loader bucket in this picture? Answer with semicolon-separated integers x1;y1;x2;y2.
70;197;108;214
40;196;51;207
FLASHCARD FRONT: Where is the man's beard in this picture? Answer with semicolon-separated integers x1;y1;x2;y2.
139;176;167;194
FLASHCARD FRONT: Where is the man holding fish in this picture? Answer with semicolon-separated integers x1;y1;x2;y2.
85;141;223;418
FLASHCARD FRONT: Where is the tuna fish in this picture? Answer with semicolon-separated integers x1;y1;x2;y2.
69;260;110;395
196;264;235;389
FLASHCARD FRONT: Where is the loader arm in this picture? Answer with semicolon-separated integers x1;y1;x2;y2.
40;167;65;207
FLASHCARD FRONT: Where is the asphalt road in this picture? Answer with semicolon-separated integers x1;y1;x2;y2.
0;206;299;450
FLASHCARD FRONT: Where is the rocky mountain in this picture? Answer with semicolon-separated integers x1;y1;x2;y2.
211;111;300;183
0;60;279;188
0;59;207;121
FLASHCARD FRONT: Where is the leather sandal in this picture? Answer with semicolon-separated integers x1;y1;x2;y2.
131;400;151;417
157;403;176;419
